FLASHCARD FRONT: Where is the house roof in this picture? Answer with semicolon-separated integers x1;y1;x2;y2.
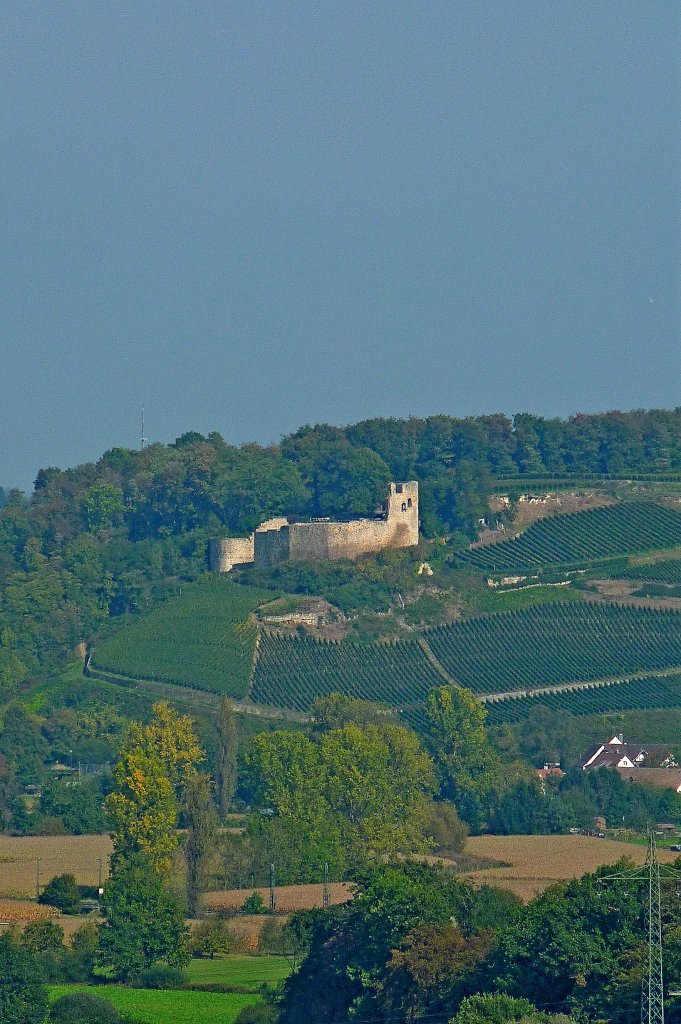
581;740;677;772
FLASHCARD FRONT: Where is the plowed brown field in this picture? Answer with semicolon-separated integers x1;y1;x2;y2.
463;834;679;900
205;882;353;914
0;899;60;923
0;835;112;896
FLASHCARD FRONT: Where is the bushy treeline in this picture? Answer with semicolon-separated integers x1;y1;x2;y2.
489;767;681;835
0;697;121;834
277;856;681;1024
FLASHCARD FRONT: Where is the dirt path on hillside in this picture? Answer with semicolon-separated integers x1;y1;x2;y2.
84;661;308;722
481;664;681;703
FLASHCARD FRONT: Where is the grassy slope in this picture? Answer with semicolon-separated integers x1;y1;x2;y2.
186;954;291;986
90;577;273;698
48;985;260;1024
466;584;584;615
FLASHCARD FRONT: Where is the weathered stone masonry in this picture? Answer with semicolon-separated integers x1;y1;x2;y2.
210;482;419;571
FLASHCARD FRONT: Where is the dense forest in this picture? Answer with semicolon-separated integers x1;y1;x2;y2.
2;407;681;686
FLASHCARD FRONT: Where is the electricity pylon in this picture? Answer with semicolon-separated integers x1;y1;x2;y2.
597;828;681;1024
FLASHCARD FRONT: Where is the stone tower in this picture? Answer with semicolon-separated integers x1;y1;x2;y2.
384;481;419;547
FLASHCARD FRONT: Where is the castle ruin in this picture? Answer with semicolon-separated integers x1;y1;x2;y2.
209;481;419;572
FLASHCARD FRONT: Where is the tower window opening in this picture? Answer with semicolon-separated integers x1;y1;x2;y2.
401;502;407;512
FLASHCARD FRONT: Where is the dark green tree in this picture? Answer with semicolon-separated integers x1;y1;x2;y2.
98;855;189;980
0;933;48;1024
20;920;64;953
38;873;81;915
312;445;391;518
215;697;238;816
184;771;219;916
0;705;48;785
278;863;511;1024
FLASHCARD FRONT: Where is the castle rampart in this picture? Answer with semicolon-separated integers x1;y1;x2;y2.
209;536;254;573
212;482;419;571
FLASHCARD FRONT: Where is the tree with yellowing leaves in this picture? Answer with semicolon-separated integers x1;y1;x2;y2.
105;702;202;872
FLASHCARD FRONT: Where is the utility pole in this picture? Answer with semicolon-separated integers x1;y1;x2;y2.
598;828;681;1024
323;862;330;910
269;862;276;914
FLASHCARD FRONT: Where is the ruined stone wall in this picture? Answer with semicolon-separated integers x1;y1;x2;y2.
254;526;292;567
257;517;289;533
209;537;255;572
214;482;419;571
287;516;414;562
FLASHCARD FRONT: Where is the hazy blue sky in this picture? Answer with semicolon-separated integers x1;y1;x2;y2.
1;2;679;489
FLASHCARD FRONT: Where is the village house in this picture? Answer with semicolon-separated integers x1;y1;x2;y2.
580;734;681;793
536;763;565;782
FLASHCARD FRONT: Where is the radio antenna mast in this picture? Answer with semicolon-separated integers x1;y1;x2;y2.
141;407;148;451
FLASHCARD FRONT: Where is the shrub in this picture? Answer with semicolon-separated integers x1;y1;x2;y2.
241;891;267;914
422;799;468;854
258;916;286;954
20;920;64;953
139;963;187;989
49;992;134;1024
234;1006;280;1024
190;918;234;958
39;873;81;915
33;816;68;836
59;922;99;982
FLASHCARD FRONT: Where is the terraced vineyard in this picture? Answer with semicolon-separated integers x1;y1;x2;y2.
458;502;681;573
621;558;681;583
91;578;272;697
425;602;681;695
251;632;445;711
485;674;681;725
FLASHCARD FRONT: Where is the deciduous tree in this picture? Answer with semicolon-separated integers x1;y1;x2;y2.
105;702;202;871
215;697;238;816
425;686;501;829
98;855;189;980
184;771;219;916
0;934;48;1024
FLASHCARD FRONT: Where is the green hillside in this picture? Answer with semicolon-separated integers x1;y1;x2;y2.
251;632;445;711
425;602;681;695
90;585;681;717
457;501;681;574
485;673;681;726
90;578;273;697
